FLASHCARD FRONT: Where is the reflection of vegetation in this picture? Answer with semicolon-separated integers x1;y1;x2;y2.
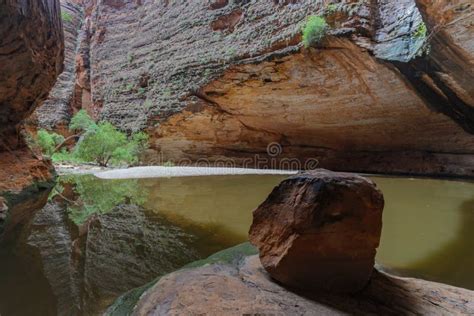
59;175;148;225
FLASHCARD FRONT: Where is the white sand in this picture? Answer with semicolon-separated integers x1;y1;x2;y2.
94;166;298;179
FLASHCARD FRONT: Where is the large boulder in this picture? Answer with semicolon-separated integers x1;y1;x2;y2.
249;169;384;293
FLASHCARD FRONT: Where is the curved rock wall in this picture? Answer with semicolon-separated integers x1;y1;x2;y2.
37;0;474;177
0;0;64;145
0;0;64;238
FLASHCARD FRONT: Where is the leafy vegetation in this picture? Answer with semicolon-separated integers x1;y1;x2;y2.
302;15;328;48
32;110;149;167
75;122;148;166
325;4;338;15
37;129;64;156
413;22;427;39
70;109;96;131
61;11;73;23
71;111;149;166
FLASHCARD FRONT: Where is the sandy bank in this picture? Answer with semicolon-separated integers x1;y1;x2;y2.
94;166;298;179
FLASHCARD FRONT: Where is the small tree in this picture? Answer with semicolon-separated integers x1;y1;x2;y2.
70;109;97;132
74;122;127;166
70;111;149;166
302;16;328;48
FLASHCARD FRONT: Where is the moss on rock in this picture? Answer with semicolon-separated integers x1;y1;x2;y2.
105;242;257;315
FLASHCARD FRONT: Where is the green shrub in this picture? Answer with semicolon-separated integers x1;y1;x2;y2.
69;110;149;166
302;15;328;48
37;129;64;156
414;22;427;39
40;110;150;167
325;4;338;15
69;109;97;132
51;149;83;164
74;122;127;166
109;132;149;166
61;11;73;23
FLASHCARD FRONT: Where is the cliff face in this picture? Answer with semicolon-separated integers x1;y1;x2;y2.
29;1;84;133
413;0;474;132
0;0;64;238
38;0;474;177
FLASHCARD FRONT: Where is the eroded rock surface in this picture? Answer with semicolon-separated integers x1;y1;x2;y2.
0;0;63;238
29;1;84;133
249;169;384;293
0;0;64;143
416;0;474;125
42;0;474;177
127;245;474;316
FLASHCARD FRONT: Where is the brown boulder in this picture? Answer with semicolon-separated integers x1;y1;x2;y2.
249;169;384;293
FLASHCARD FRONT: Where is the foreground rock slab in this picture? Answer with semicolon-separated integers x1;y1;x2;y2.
123;245;474;316
249;169;384;293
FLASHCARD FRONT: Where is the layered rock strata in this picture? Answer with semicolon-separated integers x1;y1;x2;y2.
37;0;474;177
0;0;64;238
28;1;84;133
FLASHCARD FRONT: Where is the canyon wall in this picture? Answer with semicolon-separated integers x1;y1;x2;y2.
28;1;84;134
414;0;474;132
0;0;64;238
37;0;474;177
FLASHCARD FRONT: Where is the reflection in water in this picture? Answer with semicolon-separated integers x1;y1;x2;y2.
0;174;472;316
142;175;287;244
54;175;148;225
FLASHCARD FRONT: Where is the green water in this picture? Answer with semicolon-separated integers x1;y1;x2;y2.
143;175;474;290
0;174;472;315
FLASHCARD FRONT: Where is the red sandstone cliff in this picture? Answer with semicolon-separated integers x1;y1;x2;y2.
36;0;474;177
0;0;64;238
